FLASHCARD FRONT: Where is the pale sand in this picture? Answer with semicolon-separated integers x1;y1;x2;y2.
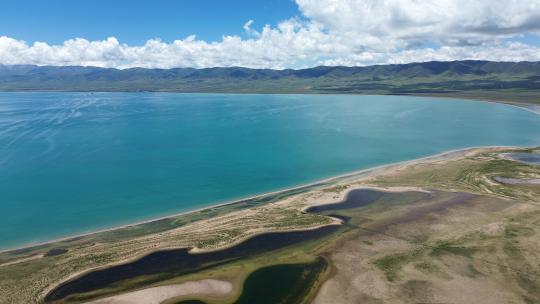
87;279;232;304
493;176;540;185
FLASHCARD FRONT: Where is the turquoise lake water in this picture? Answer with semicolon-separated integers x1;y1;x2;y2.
1;92;540;249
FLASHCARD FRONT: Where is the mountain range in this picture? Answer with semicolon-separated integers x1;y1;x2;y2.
1;60;539;104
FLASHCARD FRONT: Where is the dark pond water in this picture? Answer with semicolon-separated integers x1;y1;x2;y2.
234;258;327;304
306;189;385;213
507;152;540;165
172;259;327;304
45;226;339;302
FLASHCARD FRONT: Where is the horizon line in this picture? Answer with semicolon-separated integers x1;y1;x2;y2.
1;59;539;71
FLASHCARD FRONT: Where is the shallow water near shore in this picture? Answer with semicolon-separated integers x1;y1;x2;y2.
1;92;540;249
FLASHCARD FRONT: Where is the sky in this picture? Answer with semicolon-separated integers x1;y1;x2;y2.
1;0;540;69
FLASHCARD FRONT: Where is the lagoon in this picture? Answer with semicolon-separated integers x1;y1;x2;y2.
1;92;539;249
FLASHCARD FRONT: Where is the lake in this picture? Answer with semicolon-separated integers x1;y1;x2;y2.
1;92;539;249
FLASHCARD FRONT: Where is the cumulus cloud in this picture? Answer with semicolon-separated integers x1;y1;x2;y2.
1;0;540;69
297;0;540;48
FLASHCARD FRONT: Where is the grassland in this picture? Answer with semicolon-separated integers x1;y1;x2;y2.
314;147;540;304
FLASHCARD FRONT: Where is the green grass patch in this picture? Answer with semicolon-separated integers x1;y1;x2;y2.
373;249;423;282
430;241;478;258
414;261;441;275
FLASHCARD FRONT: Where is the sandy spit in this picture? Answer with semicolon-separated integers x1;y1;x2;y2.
87;279;232;304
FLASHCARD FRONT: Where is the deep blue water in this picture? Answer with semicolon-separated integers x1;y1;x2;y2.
1;92;539;249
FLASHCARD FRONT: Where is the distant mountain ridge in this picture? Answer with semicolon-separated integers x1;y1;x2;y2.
1;61;539;104
2;60;539;79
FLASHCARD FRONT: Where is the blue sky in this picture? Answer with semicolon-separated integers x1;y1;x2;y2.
0;0;300;44
0;0;539;68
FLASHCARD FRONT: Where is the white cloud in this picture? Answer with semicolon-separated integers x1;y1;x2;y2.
1;0;540;69
243;19;260;37
297;0;540;47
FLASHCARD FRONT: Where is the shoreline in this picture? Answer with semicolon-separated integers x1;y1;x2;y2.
1;90;539;111
0;144;524;254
